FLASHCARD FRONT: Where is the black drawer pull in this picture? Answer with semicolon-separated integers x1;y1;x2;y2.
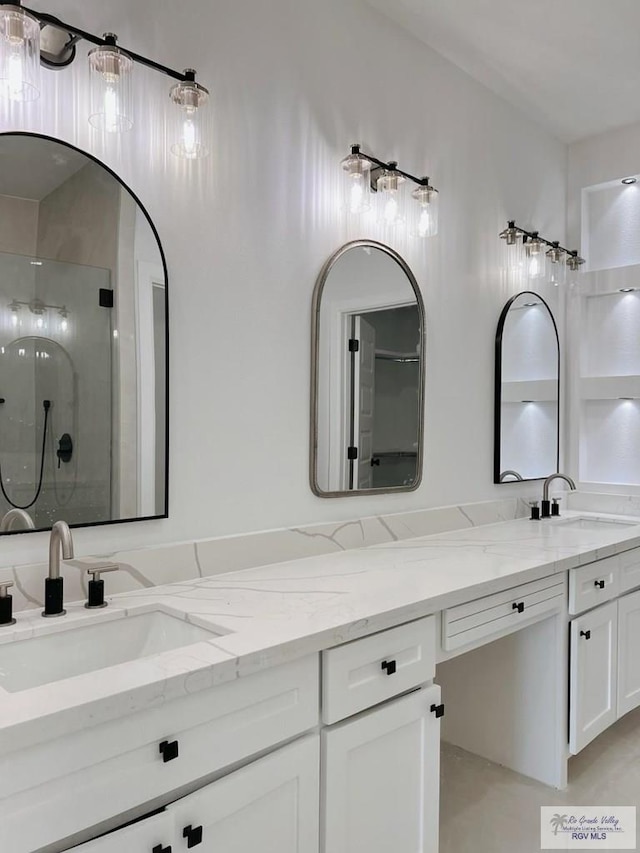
512;602;525;614
152;846;172;853
159;740;179;763
381;659;397;675
594;580;605;589
580;630;591;640
183;825;203;848
430;703;445;718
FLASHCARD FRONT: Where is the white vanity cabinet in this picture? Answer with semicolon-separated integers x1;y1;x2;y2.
569;547;640;754
617;588;640;718
322;685;441;853
569;601;618;754
321;615;440;853
70;736;320;853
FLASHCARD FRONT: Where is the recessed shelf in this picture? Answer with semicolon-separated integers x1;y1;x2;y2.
501;379;558;403
580;375;640;400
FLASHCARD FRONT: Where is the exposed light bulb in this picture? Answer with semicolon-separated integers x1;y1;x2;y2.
349;175;366;214
377;166;405;228
384;193;399;225
35;315;43;329
60;318;68;332
340;146;371;214
0;8;40;101
170;72;210;160
103;85;119;134
88;38;133;133
11;311;17;328
412;183;439;238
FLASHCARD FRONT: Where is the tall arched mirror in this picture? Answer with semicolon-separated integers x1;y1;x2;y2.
0;133;168;534
494;291;559;483
311;241;425;497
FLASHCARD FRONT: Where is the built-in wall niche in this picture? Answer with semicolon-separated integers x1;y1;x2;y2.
578;286;640;485
582;178;640;272
494;292;560;483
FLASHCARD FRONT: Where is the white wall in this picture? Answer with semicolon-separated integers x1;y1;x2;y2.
0;0;566;567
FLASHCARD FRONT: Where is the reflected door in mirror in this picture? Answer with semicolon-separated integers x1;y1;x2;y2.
0;133;168;533
495;292;560;483
312;242;425;496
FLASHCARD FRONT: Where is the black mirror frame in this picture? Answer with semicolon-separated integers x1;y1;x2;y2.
494;290;560;485
310;239;426;498
0;131;169;533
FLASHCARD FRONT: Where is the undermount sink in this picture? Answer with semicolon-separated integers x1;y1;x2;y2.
551;516;639;532
0;610;228;693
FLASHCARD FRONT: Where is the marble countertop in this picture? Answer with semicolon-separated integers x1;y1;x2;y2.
2;509;640;754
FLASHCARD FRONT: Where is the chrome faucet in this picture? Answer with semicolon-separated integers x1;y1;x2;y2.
0;509;35;532
43;520;74;617
541;473;576;518
499;470;524;483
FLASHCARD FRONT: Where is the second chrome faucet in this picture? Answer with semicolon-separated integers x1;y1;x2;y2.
43;520;74;617
540;473;576;519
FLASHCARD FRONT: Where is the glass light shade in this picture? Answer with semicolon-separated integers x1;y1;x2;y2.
376;169;406;228
169;76;210;160
546;244;566;287
411;184;439;238
525;234;545;281
88;42;134;133
0;6;40;102
341;151;371;214
566;251;585;286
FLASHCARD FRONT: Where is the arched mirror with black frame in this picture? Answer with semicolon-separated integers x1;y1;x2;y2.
0;132;168;534
310;240;425;497
494;291;560;484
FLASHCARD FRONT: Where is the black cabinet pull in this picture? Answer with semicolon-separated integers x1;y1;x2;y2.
430;703;445;718
580;630;591;640
594;580;605;589
159;740;179;763
152;846;172;853
183;825;204;848
381;660;397;675
512;602;525;614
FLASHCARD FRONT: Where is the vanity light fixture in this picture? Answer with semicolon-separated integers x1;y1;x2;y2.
341;144;439;237
0;1;210;157
500;221;585;285
7;296;70;331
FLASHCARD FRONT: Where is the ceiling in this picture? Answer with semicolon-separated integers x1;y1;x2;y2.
0;136;87;201
365;0;640;143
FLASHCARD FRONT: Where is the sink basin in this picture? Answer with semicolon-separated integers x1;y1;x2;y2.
552;516;639;532
0;610;227;693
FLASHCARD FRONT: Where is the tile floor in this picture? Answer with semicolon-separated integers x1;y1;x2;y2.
440;707;640;852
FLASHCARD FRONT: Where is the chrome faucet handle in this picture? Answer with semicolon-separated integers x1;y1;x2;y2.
85;564;119;610
86;563;119;581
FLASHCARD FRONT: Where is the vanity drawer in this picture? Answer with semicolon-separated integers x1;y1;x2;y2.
442;575;565;651
569;556;620;615
619;547;640;594
0;654;319;853
322;616;435;725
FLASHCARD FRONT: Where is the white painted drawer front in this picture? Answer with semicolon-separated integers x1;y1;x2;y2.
66;810;172;852
619;547;640;594
322;616;435;725
442;575;564;651
0;655;319;853
569;556;620;615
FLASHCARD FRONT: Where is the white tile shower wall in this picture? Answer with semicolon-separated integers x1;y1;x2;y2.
3;497;529;612
0;0;566;569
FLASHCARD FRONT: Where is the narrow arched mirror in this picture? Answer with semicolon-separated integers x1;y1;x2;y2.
0;132;168;534
494;291;559;483
311;241;425;497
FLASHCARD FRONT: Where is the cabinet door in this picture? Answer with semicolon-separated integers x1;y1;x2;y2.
618;589;640;718
168;735;319;853
569;601;618;754
322;685;441;853
66;810;172;852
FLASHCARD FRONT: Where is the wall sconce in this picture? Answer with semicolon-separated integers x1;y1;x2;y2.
500;221;584;286
341;144;439;239
0;1;210;158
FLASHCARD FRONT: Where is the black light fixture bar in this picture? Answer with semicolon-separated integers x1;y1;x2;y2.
349;144;433;189
501;219;584;264
15;1;194;82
